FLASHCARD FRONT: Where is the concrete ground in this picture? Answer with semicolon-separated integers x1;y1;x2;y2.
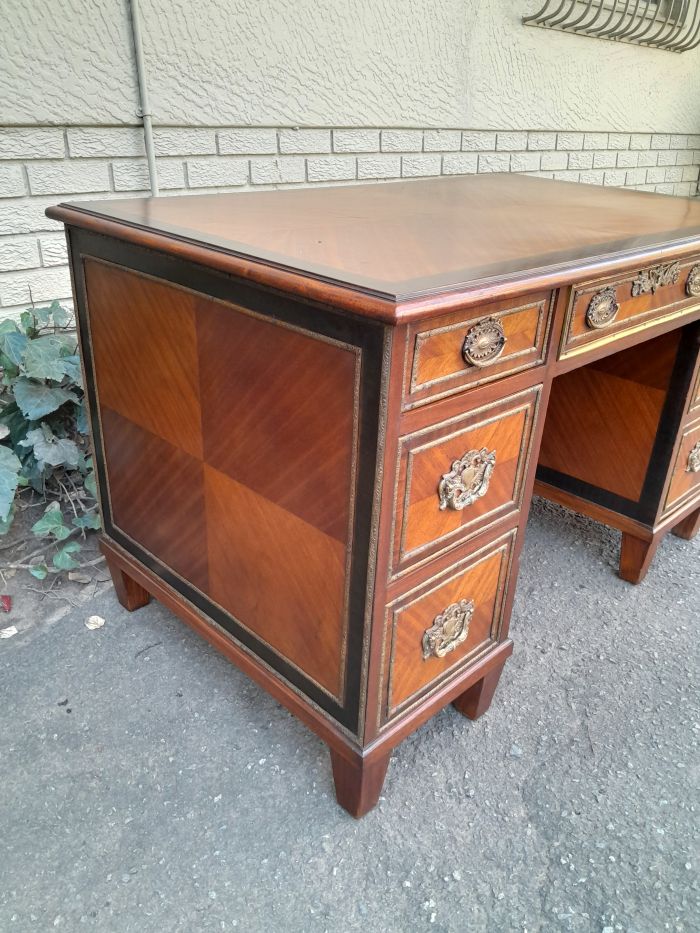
1;497;698;933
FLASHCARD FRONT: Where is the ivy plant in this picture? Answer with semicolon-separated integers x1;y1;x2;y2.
0;300;100;577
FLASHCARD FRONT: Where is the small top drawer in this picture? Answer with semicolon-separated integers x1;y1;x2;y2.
403;292;552;409
560;257;700;360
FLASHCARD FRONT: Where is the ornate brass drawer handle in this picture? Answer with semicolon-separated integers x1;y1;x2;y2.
586;287;619;329
631;261;680;297
686;264;700;298
687;441;700;474
422;598;474;660
462;318;506;367
438;447;496;511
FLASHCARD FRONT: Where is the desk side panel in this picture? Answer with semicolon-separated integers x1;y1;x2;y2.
70;229;386;736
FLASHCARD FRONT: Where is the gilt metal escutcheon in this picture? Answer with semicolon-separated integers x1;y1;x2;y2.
686;264;700;298
585;286;619;329
631;261;680;297
438;447;496;511
422;598;474;660
687;441;700;474
462;318;507;367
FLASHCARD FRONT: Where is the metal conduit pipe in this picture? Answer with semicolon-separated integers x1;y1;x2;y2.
129;0;159;196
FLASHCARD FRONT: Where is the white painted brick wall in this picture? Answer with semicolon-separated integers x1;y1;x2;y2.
496;132;528;151
0;122;698;319
423;130;461;152
401;154;441;177
442;153;478;175
0;238;40;272
357;155;401;179
67;128;145;158
112;158;186;191
279;129;331;154
153;128;216;156
250;156;305;185
381;130;423;152
0;128;65;160
307;156;356;182
0;164;27;198
332;130;380;153
186;157;248;188
217;129;277;154
27;160;111;195
462;131;497;151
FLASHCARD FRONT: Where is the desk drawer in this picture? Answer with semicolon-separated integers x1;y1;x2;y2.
403;293;552;409
391;387;540;577
560;257;700;360
382;530;515;721
664;419;700;512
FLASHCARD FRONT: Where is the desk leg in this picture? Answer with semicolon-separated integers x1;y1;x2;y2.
330;748;391;818
452;660;506;720
104;551;151;611
672;506;700;540
619;532;661;584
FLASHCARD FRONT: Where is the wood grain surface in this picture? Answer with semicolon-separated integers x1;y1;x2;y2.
85;258;359;700
50;176;700;302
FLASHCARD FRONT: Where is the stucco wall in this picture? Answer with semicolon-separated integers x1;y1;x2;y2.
4;0;700;132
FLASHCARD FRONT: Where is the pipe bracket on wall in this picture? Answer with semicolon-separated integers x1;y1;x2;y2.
523;0;700;52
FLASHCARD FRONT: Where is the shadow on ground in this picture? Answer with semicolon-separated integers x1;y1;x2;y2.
1;498;698;932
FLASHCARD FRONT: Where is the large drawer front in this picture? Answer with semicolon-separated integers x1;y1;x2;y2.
381;530;515;721
664;419;700;513
403;292;552;409
390;387;541;577
560;257;700;360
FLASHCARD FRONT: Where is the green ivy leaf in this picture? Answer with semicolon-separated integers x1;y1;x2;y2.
33;306;52;328
13;378;78;420
22;335;74;381
0;444;21;522
59;354;83;387
19;310;35;335
52;541;81;570
29;562;49;580
50;302;71;328
73;510;101;530
20;426;79;470
31;502;71;541
2;330;28;367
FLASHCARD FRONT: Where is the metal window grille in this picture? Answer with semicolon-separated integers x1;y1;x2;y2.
523;0;700;51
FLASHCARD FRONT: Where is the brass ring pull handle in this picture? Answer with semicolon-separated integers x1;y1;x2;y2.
687;441;700;474
462;318;507;367
438;447;496;511
422;598;474;660
586;286;619;329
686;264;700;298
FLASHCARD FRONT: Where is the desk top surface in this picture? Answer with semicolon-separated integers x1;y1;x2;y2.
51;174;700;307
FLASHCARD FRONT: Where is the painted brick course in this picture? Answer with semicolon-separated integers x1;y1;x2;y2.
0;122;698;318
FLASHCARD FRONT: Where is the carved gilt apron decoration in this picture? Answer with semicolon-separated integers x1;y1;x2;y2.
631;261;680;297
686;264;700;298
687;441;700;474
462;318;507;367
422;598;474;660
585;286;620;329
438;447;497;511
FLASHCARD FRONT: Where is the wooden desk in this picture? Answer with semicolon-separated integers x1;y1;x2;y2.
48;175;700;817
